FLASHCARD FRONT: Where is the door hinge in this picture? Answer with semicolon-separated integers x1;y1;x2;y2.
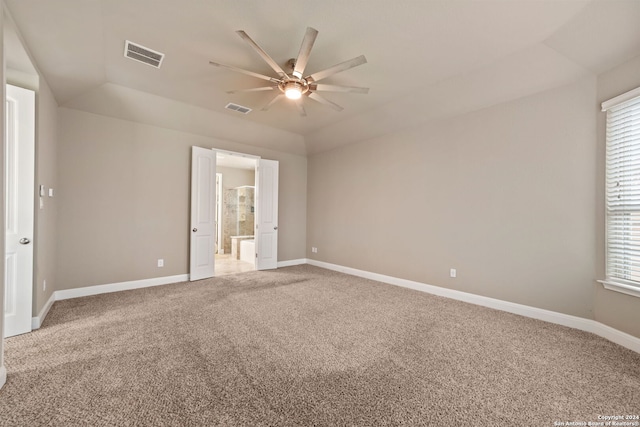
255;253;258;258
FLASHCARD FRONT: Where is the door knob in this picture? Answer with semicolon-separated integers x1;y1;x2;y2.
19;238;30;245
192;228;198;232
274;226;278;230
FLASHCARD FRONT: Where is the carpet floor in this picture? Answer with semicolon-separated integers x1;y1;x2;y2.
1;265;639;426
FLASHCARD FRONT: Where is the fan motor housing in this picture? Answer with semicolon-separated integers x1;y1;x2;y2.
279;78;309;96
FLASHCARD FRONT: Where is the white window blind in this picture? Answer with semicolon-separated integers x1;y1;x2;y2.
604;92;640;295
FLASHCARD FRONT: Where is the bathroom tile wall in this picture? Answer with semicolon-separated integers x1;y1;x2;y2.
223;188;238;254
237;187;255;237
218;166;256;254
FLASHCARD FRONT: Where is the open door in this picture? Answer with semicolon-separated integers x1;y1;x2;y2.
4;85;35;337
256;159;279;270
189;147;216;281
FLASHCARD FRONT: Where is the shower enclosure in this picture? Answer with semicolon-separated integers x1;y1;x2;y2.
222;185;255;256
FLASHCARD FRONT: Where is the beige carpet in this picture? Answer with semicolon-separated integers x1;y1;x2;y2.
1;265;639;426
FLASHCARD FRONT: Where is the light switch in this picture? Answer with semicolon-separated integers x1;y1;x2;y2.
48;188;54;197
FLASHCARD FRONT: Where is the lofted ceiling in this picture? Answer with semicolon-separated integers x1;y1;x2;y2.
5;0;640;154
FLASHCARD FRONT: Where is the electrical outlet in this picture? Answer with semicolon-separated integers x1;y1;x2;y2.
450;268;457;278
157;259;164;267
43;280;46;291
311;247;318;253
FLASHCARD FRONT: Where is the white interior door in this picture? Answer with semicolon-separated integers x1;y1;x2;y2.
189;146;216;281
4;85;35;338
256;159;279;270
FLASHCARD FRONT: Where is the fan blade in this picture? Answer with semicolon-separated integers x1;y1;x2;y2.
227;86;276;94
236;30;287;78
262;94;284;111
292;27;319;78
310;84;369;94
307;92;344;111
305;55;367;83
209;61;280;83
295;100;307;117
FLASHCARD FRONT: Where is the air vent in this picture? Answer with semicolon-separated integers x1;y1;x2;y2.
225;103;252;114
124;40;164;68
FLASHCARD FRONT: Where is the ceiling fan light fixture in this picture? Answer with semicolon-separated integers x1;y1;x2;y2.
210;27;369;115
284;82;304;100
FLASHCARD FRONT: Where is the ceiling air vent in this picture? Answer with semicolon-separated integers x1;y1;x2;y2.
225;103;252;114
124;40;164;68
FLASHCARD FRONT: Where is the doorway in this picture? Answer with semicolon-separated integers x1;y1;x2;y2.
215;152;257;276
189;147;279;281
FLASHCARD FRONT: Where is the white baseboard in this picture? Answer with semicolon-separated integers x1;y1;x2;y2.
0;365;6;390
591;322;640;354
31;292;56;330
28;262;305;329
24;262;640;354
306;259;640;354
277;258;308;268
55;274;189;301
29;274;189;330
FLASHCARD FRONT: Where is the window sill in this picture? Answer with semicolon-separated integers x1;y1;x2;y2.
598;280;640;298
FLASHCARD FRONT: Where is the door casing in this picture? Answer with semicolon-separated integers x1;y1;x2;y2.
189;147;279;280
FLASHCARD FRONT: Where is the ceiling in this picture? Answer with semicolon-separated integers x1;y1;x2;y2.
217;152;256;170
5;0;640;154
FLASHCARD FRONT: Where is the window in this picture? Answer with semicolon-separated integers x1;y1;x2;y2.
601;87;640;298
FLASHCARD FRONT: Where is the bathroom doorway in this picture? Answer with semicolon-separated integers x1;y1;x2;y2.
190;146;278;279
215;151;258;275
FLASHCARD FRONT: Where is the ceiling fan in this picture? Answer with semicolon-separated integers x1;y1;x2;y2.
209;27;368;116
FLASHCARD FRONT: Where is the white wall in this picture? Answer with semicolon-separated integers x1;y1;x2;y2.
308;77;598;320
594;54;640;338
33;77;58;316
57;107;307;290
217;166;255;191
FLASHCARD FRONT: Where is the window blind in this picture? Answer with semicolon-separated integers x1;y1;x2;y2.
605;94;640;288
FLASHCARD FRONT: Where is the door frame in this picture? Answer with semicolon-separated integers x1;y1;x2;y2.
189;146;279;279
214;149;260;270
215;173;223;254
